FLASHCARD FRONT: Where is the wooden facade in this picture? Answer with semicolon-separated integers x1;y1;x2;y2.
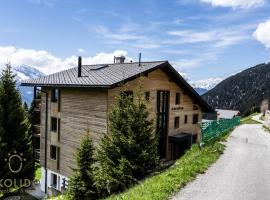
39;68;203;178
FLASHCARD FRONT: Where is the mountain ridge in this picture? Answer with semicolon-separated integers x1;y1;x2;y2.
12;65;45;105
203;62;270;116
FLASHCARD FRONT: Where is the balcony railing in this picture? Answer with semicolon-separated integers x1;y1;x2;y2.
34;149;40;162
33;124;41;136
33;99;41;111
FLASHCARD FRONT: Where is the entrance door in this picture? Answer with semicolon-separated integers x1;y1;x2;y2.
156;90;170;158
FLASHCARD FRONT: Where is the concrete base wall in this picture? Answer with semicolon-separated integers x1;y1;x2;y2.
40;166;68;194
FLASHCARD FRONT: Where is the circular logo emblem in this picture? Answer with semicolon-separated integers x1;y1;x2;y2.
4;151;27;173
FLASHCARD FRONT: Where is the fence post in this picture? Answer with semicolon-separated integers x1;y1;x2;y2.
198;122;202;149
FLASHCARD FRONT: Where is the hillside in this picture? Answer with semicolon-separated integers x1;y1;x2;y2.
203;63;270;116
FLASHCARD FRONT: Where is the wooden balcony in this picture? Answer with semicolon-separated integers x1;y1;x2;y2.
34;149;40;162
33;124;41;136
33;99;41;111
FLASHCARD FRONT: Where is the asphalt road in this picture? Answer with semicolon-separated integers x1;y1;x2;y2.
172;123;270;200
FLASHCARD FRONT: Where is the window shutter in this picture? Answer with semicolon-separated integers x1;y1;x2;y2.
57;147;60;170
58;119;61;142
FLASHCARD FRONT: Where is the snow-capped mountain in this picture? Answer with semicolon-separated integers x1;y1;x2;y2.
12;65;45;105
190;78;223;95
14;65;45;81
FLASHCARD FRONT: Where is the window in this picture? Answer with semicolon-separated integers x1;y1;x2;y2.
51;117;57;132
175;93;180;105
193;105;199;110
174;117;180;128
145;91;150;101
51;88;59;102
50;145;57;160
51;173;57;188
184;115;188;124
193;114;199;124
121;91;133;101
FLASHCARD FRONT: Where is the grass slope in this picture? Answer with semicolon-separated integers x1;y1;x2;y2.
35;162;41;181
241;113;261;124
107;142;225;200
49;133;230;200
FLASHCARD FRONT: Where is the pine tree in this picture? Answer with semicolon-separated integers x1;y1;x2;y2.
23;102;29;112
0;64;34;186
96;85;159;196
67;130;97;200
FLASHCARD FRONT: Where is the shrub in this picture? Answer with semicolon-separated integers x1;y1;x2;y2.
67;130;97;200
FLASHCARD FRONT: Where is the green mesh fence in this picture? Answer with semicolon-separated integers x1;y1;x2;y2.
201;117;240;144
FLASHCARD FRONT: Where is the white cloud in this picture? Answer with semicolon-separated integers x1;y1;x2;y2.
168;30;216;43
95;25;146;42
27;0;55;7
167;28;251;48
133;43;160;49
253;18;270;49
200;0;265;9
172;52;218;70
78;48;86;54
0;46;132;74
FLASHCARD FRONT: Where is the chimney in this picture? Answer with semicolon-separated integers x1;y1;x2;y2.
78;56;82;77
139;52;141;66
114;56;125;63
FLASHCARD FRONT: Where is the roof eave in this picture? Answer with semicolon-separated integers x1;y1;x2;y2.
160;62;215;113
20;82;111;88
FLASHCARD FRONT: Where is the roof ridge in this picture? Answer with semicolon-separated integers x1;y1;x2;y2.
82;60;167;67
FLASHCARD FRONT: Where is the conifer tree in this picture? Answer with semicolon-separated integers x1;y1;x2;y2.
0;64;34;185
67;130;97;200
96;84;159;196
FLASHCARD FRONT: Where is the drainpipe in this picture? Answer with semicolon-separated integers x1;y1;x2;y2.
35;87;48;194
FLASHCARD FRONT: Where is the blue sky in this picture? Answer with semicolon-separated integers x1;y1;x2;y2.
0;0;270;81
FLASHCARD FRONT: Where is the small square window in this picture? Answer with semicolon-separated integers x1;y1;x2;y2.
51;117;57;132
174;117;180;128
175;93;180;105
193;105;199;110
51;173;57;188
121;91;133;101
50;145;57;160
193;114;199;124
51;88;59;102
184;115;188;124
145;91;150;101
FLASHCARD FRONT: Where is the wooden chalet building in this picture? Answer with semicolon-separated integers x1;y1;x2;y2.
21;56;213;194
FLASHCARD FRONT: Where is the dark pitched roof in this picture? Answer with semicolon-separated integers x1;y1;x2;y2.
21;61;165;88
21;61;214;113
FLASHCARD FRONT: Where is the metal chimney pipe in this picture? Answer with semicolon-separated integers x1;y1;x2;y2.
78;56;82;77
139;53;141;67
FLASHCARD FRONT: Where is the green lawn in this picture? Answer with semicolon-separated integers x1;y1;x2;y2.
35;162;41;181
241;113;261;124
107;141;225;200
263;125;270;132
